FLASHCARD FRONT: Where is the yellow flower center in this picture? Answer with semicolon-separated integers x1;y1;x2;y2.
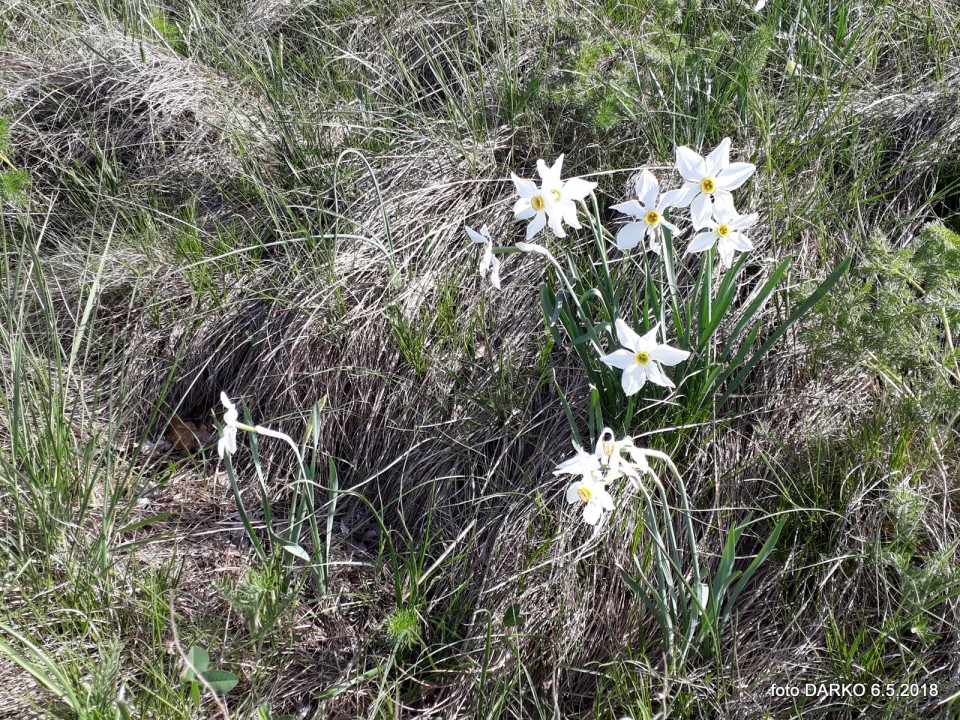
700;177;717;194
603;440;616;458
644;209;661;227
717;224;731;237
634;350;651;365
577;485;593;503
531;195;545;211
550;188;562;203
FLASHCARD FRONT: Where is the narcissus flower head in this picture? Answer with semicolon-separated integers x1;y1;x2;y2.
512;155;597;240
610;169;687;255
685;208;758;269
670;138;756;229
564;474;615;526
599;318;691;395
465;224;501;289
218;392;239;458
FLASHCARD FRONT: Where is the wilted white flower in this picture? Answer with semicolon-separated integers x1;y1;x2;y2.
218;392;239;458
512;155;597;240
599;318;691;395
610;170;685;254
786;57;801;76
685;208;758;269
671;138;756;229
565;474;615;526
465;224;501;289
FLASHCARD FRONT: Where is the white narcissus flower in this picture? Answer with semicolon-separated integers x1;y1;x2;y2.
786;58;801;76
218;392;239;458
599;318;691;395
671;138;756;229
593;428;655;485
465;224;501;289
564;474;615;526
553;449;602;481
610;170;686;255
512;155;597;240
685;208;758;269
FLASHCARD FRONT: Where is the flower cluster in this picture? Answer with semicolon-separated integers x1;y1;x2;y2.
459;140;760;525
466;137;757;285
554;427;657;526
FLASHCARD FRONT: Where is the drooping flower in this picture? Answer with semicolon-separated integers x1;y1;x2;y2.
685;208;758;269
610;170;686;254
593;428;655;485
785;57;801;76
564;474;615;526
671;138;756;229
218;392;239;458
512;155;597;240
465;224;501;289
599;318;691;395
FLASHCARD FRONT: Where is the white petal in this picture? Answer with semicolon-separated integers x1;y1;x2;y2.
559;201;581;229
635;170;659;210
621;365;648;396
549;154;565;180
563;177;597;200
646;363;675;388
639;323;660;348
729;231;754;252
716;162;755;191
648;232;662;255
547;210;566;238
705;137;731;177
478;247;492;275
661;220;680;235
615;317;644;351
650;344;690;366
536;158;550;181
555;451;600;475
712;190;738;219
658;188;689;210
717;238;737;269
566;481;583;504
599;348;637;370
611;199;645;217
526;212;547;240
511;173;538;198
668;183;699;209
690;192;713;229
489;256;501;289
686;231;718;254
514;198;535;219
465;225;487;244
676;146;706;181
593;488;615;512
218;427;237;458
730;212;759;230
615;222;647;251
594;428;616;458
582;501;602;525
